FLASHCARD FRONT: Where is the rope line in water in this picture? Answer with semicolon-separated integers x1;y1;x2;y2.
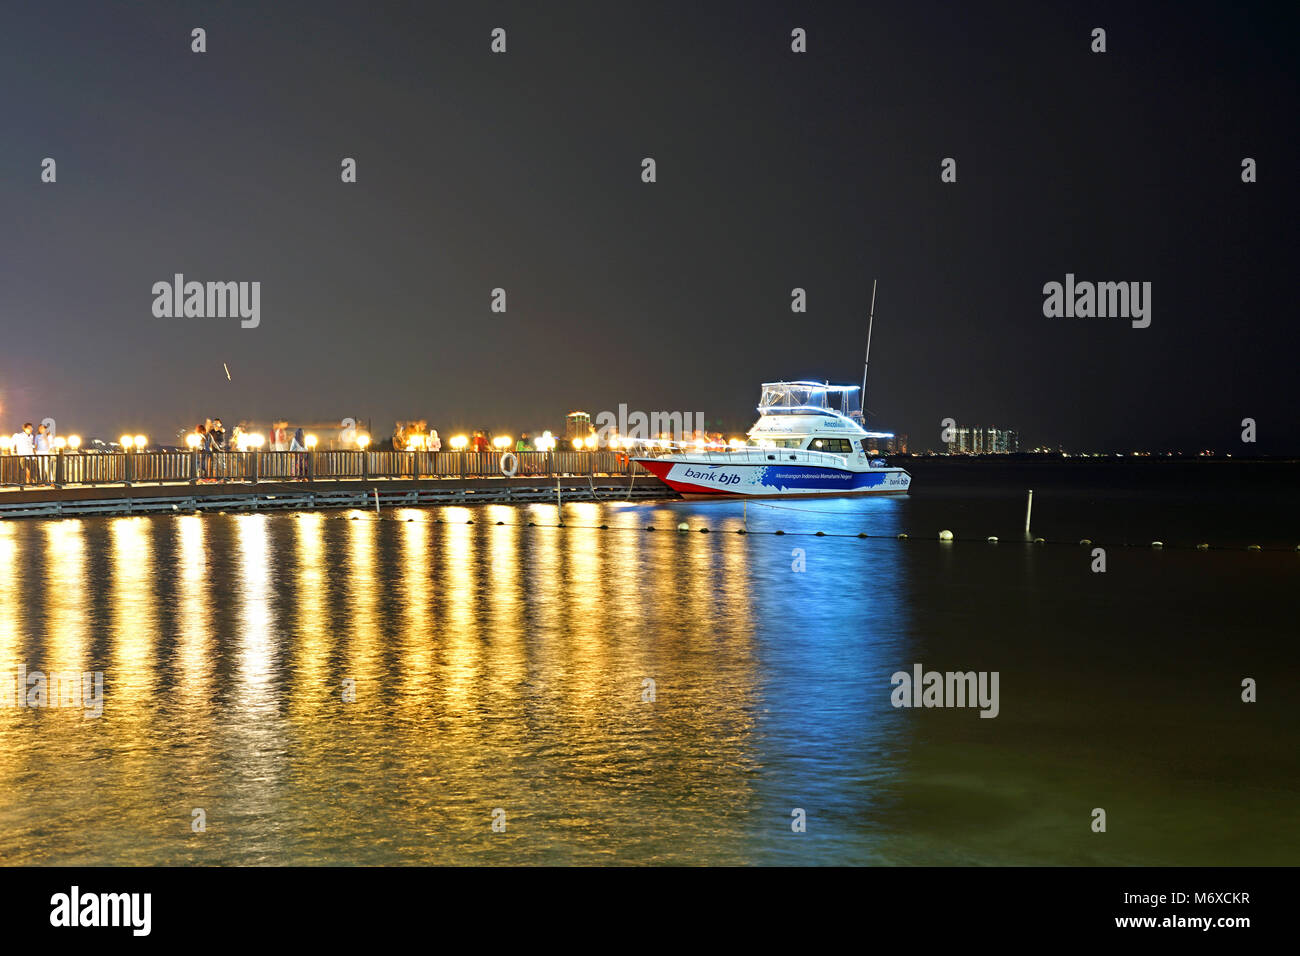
326;513;1296;553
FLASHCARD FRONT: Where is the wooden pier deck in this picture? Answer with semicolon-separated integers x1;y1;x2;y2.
0;448;677;519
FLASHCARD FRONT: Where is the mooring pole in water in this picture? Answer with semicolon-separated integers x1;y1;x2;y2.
743;500;747;531
1024;489;1033;534
374;488;380;514
556;475;562;511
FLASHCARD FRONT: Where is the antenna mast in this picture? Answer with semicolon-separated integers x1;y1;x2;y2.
861;279;877;425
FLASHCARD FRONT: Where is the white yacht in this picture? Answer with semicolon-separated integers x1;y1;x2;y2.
633;381;911;498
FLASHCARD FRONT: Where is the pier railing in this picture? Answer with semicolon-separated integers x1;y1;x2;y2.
0;450;651;489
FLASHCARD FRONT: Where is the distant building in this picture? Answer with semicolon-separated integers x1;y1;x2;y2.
564;411;592;442
863;433;908;455
948;427;1019;455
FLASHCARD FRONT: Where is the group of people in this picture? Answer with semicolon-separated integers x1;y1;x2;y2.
191;418;226;481
11;422;55;483
468;431;537;452
190;418;310;480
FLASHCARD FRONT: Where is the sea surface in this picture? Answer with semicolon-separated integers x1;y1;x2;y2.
0;462;1296;865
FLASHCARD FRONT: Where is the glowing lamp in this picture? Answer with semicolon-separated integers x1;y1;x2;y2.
68;435;81;450
449;435;468;451
134;435;147;450
356;434;370;449
120;434;133;451
305;434;318;449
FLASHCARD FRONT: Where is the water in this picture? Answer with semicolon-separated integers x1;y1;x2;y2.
1;466;1296;865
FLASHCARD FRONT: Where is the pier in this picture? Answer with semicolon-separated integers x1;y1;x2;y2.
0;450;672;519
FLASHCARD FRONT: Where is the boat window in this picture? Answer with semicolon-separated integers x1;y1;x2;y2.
809;438;854;454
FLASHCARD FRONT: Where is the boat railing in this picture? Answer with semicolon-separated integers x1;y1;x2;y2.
629;444;850;469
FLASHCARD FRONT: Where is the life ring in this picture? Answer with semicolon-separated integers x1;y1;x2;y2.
500;452;519;477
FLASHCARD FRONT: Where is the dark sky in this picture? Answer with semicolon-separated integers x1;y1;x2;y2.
2;1;1296;452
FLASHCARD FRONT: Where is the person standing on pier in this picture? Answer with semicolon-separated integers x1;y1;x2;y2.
210;418;226;480
15;423;35;484
290;427;308;479
34;423;52;483
428;429;441;453
192;424;207;481
199;420;213;479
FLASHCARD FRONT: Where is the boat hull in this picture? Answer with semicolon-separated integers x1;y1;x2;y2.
634;458;911;498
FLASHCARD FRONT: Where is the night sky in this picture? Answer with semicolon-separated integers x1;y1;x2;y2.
2;1;1296;452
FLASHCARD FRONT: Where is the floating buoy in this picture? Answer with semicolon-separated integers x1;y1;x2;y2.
897;533;908;540
407;518;414;522
1033;537;1045;544
528;521;535;527
466;519;474;525
496;520;505;525
987;536;998;543
1151;541;1163;549
858;532;868;538
677;523;689;532
645;526;654;531
1196;542;1209;550
774;530;785;535
736;529;746;535
815;531;826;537
939;530;954;541
699;527;709;533
1079;538;1091;546
1247;544;1261;551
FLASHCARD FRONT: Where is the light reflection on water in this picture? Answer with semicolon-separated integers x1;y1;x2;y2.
0;491;1295;865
